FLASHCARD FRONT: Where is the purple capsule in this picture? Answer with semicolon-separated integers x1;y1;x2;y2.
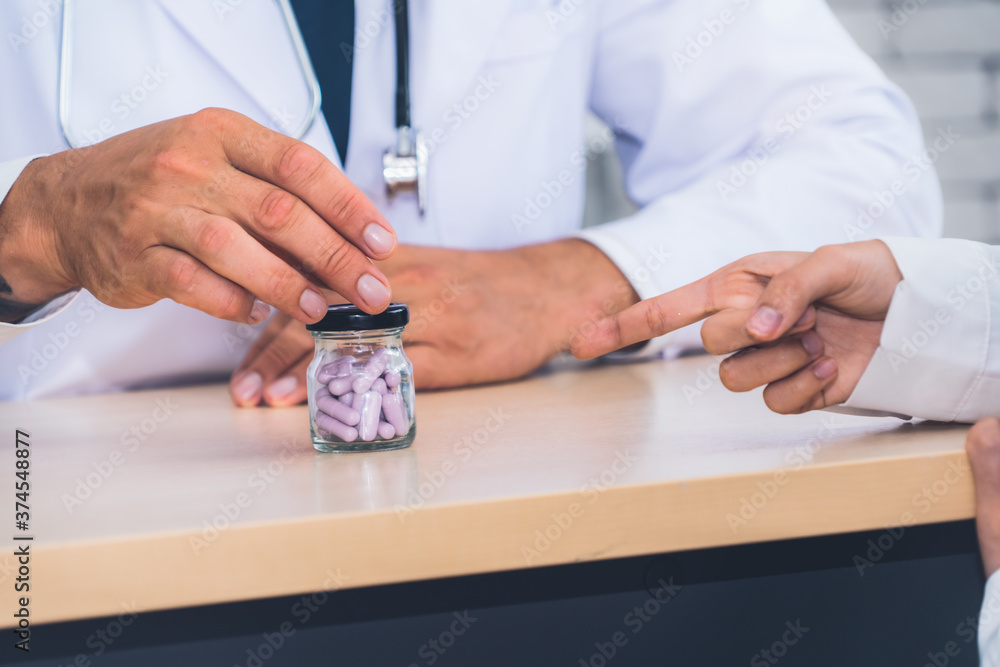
311;385;330;419
315;413;358;442
372;378;388;395
380;392;408;435
352;391;382;442
316;355;355;383
316;362;339;384
338;392;354;405
352;352;389;394
384;370;401;389
328;376;354;396
377;421;396;440
317;395;361;426
316;363;335;384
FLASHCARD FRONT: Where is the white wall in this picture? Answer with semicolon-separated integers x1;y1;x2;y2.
829;0;1000;243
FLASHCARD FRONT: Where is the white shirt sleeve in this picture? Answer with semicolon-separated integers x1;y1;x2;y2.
980;570;1000;665
0;154;82;346
578;0;940;359
842;237;999;423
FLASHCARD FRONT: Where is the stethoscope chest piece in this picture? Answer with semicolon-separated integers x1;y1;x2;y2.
382;0;426;215
383;125;427;215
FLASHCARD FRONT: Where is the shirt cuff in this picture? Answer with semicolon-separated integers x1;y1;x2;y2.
842;236;999;422
981;569;1000;664
0;153;79;345
0;291;82;346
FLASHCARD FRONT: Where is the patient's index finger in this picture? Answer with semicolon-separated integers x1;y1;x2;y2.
571;279;712;360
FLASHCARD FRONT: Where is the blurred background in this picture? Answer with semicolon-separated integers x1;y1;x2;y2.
583;0;1000;245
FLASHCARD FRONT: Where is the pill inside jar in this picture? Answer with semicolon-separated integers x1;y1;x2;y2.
305;304;416;453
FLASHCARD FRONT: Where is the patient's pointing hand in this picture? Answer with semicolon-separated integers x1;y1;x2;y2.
573;241;903;415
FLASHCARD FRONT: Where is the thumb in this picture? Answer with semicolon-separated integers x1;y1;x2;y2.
745;245;857;342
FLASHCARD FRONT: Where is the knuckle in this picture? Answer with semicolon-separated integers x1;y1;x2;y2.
149;147;192;179
165;256;200;293
700;325;724;356
257;188;300;233
813;244;848;264
608;315;626;349
313;237;357;275
191;107;234;130
262;268;300;304
762;388;793;415
766;276;803;311
217;288;247;321
967;419;1000;457
333;184;361;212
275;142;323;186
717;358;740;391
812;243;856;281
194;218;235;256
328;186;370;228
641;300;668;341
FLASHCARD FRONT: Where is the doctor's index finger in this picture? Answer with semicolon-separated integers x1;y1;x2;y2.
210;109;398;260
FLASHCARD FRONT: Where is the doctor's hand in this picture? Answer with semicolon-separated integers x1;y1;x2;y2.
230;310;314;407
572;241;903;414
381;241;638;390
0;108;396;324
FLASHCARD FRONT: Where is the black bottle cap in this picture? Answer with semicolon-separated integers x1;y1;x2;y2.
306;303;409;332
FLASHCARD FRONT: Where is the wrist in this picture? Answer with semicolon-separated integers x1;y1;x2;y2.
518;238;639;352
0;156;78;316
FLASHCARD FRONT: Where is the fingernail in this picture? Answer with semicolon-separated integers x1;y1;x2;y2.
267;376;297;401
300;289;328;320
813;358;837;380
794;308;813;329
249;299;271;325
357;274;390;310
747;306;782;338
234;371;262;403
363;223;396;256
801;332;823;356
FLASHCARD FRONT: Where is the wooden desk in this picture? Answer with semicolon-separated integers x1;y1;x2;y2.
0;355;974;627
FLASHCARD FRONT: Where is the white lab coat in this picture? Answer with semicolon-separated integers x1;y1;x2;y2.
0;0;940;400
831;237;999;665
843;237;999;423
983;570;1000;666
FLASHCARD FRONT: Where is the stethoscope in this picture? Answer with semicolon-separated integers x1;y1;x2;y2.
58;0;426;215
382;0;427;215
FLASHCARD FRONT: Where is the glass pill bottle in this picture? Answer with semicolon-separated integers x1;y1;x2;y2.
305;304;415;453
